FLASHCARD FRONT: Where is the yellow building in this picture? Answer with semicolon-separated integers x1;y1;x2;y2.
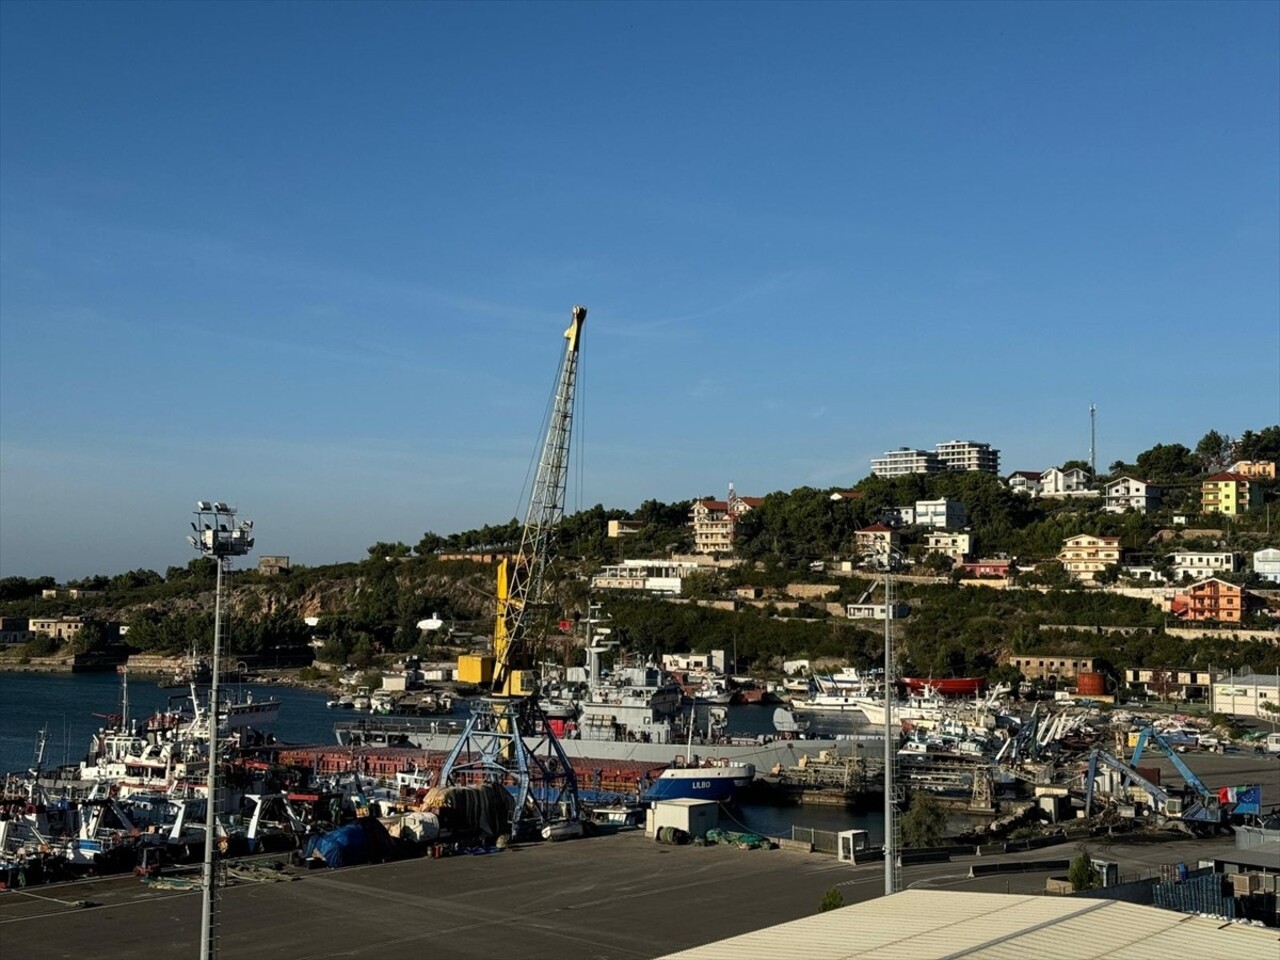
1057;534;1121;581
1201;472;1255;517
689;487;762;555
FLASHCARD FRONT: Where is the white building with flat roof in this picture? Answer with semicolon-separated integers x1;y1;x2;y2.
934;439;1000;474
870;447;943;477
915;497;967;530
872;440;1000;477
1171;550;1237;581
591;558;705;595
1212;671;1280;720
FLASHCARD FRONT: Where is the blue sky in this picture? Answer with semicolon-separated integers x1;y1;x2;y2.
2;1;1277;580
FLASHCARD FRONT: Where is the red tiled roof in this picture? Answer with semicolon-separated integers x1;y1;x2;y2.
1205;472;1253;483
738;497;764;507
859;523;894;533
1008;471;1042;481
696;500;729;511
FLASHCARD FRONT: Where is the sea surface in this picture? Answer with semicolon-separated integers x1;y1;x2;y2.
0;671;891;840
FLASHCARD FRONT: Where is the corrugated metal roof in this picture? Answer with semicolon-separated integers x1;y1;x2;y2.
656;891;1279;960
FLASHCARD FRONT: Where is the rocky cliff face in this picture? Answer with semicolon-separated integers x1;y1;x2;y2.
88;565;496;629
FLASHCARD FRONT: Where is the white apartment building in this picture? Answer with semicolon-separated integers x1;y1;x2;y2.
590;559;705;595
871;440;1000;477
924;530;971;564
1254;547;1280;584
1171;551;1238;581
1103;477;1162;514
934;440;1000;474
915;498;967;530
870;448;944;477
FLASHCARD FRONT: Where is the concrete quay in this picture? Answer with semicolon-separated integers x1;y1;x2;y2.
0;829;1254;960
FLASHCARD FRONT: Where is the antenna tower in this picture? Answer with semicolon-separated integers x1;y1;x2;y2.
1089;403;1097;479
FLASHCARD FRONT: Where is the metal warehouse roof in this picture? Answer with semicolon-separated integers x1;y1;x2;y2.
657;890;1278;960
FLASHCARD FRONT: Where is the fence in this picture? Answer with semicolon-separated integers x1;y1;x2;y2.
790;826;841;855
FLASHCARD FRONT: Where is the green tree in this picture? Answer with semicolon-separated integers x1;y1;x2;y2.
818;887;844;912
1234;426;1280;463
1068;853;1102;891
0;576;56;601
416;531;446;556
1195;430;1233;472
367;541;411;560
1095;563;1122;585
1134;443;1200;484
900;792;948;848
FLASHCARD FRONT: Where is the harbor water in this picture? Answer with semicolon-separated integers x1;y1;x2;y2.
1;671;888;840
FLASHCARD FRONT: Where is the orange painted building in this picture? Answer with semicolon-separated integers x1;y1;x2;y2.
1171;577;1253;623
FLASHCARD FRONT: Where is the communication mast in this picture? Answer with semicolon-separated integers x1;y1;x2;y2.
443;306;587;841
1090;403;1097;480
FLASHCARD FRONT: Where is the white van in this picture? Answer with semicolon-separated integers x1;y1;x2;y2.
1266;732;1280;755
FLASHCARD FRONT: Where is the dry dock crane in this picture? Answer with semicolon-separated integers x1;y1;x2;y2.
441;306;588;842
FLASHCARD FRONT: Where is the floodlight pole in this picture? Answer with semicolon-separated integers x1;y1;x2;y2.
189;502;253;960
883;553;895;896
200;553;225;960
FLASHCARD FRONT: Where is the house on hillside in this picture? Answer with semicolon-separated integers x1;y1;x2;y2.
1201;472;1255;517
1057;534;1121;581
1170;577;1256;623
1254;548;1280;584
1102;477;1162;514
1229;459;1276;480
854;524;900;567
1006;471;1044;497
1171;551;1237;581
960;558;1011;579
689;485;763;555
1040;467;1095;498
925;531;971;565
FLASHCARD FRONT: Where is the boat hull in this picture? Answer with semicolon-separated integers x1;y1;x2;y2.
642;764;755;803
333;723;844;771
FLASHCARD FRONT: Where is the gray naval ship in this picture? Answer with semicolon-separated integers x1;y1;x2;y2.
335;637;873;771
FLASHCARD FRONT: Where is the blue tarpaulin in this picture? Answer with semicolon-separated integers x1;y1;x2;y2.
303;817;394;868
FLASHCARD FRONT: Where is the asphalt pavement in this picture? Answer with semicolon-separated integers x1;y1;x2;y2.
0;827;1256;960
